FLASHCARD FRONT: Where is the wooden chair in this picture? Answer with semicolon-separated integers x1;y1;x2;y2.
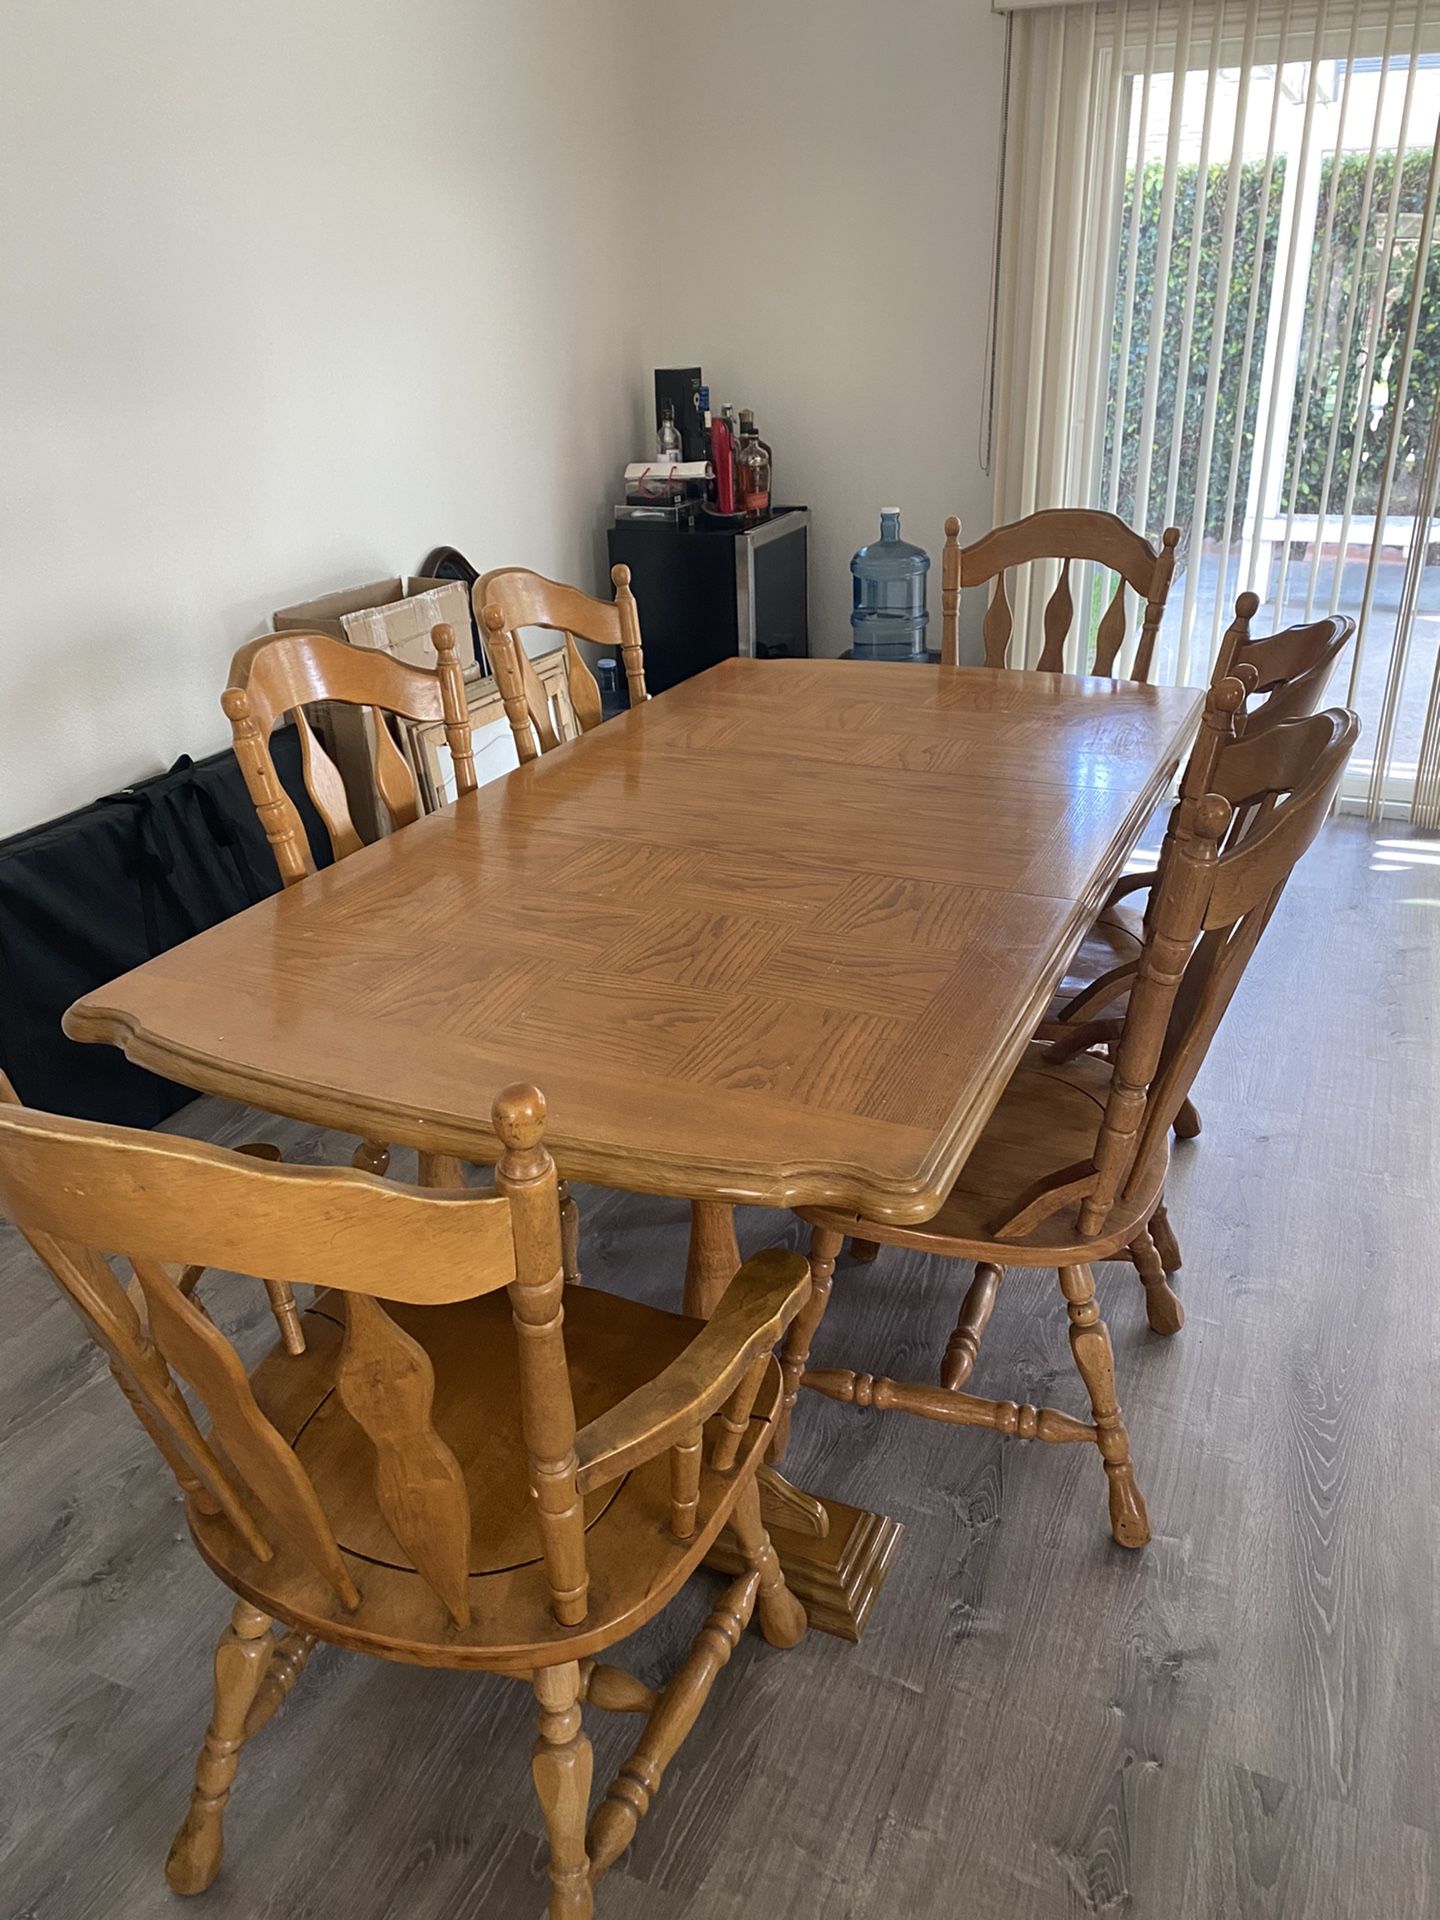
476;565;648;764
1045;597;1356;1142
778;695;1359;1548
0;1074;809;1916
847;510;1183;1274
222;623;477;886
940;508;1181;679
1213;592;1355;731
219;625;591;1264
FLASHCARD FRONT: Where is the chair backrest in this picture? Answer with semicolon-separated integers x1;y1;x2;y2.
942;509;1181;680
223;624;477;885
1121;703;1358;1201
1211;591;1354;733
1000;695;1359;1242
0;1075;597;1632
476;564;648;763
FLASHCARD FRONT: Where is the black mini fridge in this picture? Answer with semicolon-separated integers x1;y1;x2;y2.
606;507;809;696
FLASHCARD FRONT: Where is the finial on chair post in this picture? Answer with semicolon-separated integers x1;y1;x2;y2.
1078;784;1230;1238
431;622;477;797
492;1082;588;1630
941;517;962;667
611;563;648;705
1133;526;1182;685
483;605;542;765
1213;588;1262;684
1229;590;1261;650
221;682;312;887
494;1081;549;1170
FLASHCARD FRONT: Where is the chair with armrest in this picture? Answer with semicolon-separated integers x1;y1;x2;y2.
1044;595;1355;1153
476;565;647;764
777;693;1359;1550
0;1073;809;1917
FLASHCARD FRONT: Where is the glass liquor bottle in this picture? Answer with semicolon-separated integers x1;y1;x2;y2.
656;400;683;464
737;426;771;516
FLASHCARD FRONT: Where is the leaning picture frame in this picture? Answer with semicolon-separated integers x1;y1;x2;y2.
400;650;579;811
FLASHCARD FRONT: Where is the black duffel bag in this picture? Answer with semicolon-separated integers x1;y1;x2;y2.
0;727;330;1126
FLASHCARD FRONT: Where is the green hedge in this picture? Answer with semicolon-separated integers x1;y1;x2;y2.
1103;145;1438;539
1104;155;1286;541
1288;148;1439;518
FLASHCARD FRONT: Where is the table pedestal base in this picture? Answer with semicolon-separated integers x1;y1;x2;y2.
686;1200;903;1639
708;1488;903;1644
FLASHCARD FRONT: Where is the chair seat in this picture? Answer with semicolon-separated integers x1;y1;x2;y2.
1045;898;1145;1019
805;1040;1166;1262
191;1286;775;1673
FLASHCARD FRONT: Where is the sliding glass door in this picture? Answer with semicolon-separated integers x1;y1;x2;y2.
999;0;1440;816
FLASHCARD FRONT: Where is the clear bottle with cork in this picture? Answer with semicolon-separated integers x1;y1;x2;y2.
738;409;773;498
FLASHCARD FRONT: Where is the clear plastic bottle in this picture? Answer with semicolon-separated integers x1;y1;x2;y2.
849;509;930;657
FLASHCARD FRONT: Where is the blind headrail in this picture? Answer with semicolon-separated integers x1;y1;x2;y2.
994;0;1440;61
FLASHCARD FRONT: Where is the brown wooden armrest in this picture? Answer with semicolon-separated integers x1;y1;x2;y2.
991;1159;1099;1242
1054;959;1139;1026
1043;1015;1124;1064
1105;868;1156;906
574;1248;809;1492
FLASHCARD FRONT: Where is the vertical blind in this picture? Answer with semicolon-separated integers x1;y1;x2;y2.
989;0;1440;818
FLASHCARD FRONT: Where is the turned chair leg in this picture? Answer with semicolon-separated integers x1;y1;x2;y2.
351;1138;391;1177
532;1663;594;1920
417;1152;467;1188
166;1601;278;1894
1174;1096;1202;1140
941;1261;1003;1389
260;1279;307;1356
1128;1227;1184;1337
848;1237;880;1264
727;1474;807;1648
558;1179;582;1286
1148;1200;1183;1275
233;1144;306;1354
586;1576;757;1880
1057;1264;1150;1549
770;1224;844;1461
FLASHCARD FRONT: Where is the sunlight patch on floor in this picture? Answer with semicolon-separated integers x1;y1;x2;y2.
1370;837;1440;875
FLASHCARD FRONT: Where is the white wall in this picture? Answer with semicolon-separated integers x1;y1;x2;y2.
0;0;1010;840
647;0;1008;656
0;0;654;838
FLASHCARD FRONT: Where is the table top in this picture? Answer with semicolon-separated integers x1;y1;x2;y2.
66;659;1202;1223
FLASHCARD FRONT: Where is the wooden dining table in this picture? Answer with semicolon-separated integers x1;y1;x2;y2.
66;656;1202;1639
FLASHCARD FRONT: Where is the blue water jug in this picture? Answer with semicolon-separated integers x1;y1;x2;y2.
850;509;930;657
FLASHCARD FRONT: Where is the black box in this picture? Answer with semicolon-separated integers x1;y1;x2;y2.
653;367;707;463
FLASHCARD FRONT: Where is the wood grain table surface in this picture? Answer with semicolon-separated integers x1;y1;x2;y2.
66;658;1203;1228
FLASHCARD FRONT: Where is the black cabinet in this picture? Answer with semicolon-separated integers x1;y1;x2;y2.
607;507;809;696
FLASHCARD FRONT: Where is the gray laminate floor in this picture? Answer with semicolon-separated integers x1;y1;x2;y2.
2;817;1436;1920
